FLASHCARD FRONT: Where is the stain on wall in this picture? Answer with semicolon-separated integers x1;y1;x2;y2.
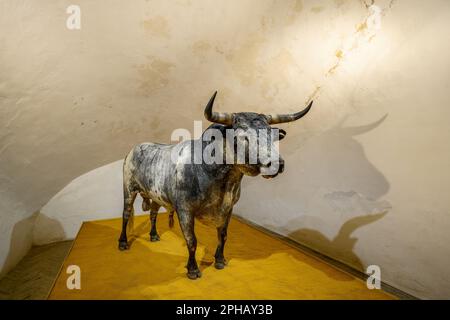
137;57;175;95
311;6;325;14
192;40;212;63
141;15;171;39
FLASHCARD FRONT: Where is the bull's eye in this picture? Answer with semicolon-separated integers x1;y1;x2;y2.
271;128;286;141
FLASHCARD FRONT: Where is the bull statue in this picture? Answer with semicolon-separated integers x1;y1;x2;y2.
118;91;313;279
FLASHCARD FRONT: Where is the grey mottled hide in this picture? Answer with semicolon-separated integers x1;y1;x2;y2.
118;92;313;279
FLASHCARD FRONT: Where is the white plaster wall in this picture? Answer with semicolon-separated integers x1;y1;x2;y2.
1;0;450;298
33;160;147;245
0;191;34;277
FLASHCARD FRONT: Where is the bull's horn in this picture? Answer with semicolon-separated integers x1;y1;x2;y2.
204;91;233;125
267;100;313;124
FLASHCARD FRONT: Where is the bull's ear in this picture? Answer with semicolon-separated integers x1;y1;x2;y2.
275;128;287;140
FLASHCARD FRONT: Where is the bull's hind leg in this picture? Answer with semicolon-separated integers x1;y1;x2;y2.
118;187;137;250
178;211;201;279
149;201;161;242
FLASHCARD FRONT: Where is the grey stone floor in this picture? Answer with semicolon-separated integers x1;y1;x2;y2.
0;241;73;300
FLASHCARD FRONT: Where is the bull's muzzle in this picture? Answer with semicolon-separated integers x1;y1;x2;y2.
261;158;285;179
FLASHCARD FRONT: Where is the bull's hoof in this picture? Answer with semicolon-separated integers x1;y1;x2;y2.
187;270;202;280
118;241;129;251
150;234;160;242
214;261;226;270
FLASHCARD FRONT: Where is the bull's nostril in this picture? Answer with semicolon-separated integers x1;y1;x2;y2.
279;160;285;173
266;161;272;168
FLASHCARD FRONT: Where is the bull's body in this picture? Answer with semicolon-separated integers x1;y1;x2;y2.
118;92;313;279
124;130;243;226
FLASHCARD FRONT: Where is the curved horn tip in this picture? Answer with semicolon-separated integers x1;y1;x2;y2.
204;91;232;125
297;99;313;115
204;91;218;116
209;91;218;102
302;100;313;112
267;99;314;124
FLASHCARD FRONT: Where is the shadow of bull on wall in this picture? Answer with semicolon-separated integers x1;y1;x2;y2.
238;114;391;272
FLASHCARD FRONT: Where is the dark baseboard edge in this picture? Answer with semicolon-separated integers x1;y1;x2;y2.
233;214;419;300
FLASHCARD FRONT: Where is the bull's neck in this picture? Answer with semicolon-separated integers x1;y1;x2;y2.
196;138;244;183
208;164;244;189
196;124;245;183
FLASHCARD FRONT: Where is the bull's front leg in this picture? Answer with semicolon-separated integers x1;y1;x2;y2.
177;211;201;279
215;211;231;269
149;201;161;242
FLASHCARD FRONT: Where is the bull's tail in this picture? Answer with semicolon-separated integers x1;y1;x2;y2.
169;211;174;228
142;196;151;212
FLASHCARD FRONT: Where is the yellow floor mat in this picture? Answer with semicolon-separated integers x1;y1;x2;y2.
48;214;394;299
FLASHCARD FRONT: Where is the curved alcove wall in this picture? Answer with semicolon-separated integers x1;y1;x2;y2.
33;160;140;245
1;0;450;299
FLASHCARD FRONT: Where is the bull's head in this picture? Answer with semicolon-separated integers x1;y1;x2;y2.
204;91;313;179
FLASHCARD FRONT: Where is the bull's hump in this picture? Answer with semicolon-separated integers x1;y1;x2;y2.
133;143;173;161
139;142;172;149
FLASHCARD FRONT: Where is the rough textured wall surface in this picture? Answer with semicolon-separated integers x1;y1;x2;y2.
1;0;450;298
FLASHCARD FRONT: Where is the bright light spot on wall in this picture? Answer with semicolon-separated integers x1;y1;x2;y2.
339;5;383;61
367;5;382;32
301;2;394;102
